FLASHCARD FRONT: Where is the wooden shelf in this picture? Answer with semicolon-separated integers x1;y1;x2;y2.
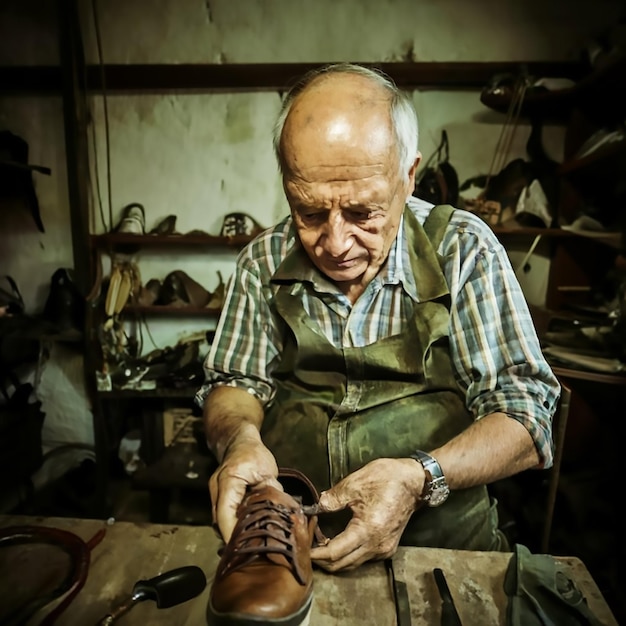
97;387;199;399
493;226;571;237
124;304;221;316
92;232;252;248
0;61;585;94
551;365;626;386
492;225;622;249
479;53;626;123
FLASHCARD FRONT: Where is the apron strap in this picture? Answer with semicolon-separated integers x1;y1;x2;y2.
422;204;455;251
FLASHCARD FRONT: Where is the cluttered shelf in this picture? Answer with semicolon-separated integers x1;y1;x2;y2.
96;387;200;399
550;365;626;385
123;304;222;316
491;225;622;249
479;51;626;123
558;139;626;176
526;301;626;384
91;232;253;248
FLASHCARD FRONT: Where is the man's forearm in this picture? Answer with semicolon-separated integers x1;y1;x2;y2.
203;386;265;462
430;412;542;490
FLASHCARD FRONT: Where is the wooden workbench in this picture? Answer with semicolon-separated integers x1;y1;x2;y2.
0;514;618;625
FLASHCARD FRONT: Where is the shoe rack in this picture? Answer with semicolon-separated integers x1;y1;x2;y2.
482;54;626;610
90;230;252;315
86;228;255;521
480;52;626;386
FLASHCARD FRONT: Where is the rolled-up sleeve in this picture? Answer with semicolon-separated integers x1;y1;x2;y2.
444;218;561;468
195;231;286;409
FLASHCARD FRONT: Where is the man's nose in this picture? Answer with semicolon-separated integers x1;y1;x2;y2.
322;212;353;256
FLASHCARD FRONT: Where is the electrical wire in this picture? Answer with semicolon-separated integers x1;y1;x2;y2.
86;104;108;232
485;75;528;191
91;0;113;231
140;312;161;351
75;4;106;233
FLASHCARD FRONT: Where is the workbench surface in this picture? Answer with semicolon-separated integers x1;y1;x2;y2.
0;514;618;625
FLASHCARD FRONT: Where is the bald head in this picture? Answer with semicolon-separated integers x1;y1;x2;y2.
281;73;396;178
273;63;419;177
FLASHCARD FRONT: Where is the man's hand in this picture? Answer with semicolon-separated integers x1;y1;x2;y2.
310;457;425;571
209;438;282;543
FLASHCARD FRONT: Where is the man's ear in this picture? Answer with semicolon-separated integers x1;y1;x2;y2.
407;153;421;188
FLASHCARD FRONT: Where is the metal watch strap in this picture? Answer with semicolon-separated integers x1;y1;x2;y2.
410;450;450;507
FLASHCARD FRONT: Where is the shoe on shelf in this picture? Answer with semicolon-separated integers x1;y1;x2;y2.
206;271;226;310
149;214;179;235
220;212;265;238
136;278;162;307
157;270;211;308
114;203;145;234
207;468;323;626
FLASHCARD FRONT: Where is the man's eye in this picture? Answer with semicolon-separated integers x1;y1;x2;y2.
301;211;325;222
348;210;373;221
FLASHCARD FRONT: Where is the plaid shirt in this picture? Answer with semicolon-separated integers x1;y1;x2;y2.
196;197;560;467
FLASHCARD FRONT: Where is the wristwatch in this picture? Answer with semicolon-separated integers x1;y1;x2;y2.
411;450;450;507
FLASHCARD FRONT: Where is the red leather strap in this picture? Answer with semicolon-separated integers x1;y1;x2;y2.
0;524;106;625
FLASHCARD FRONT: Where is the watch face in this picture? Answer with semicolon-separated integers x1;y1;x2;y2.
428;486;450;507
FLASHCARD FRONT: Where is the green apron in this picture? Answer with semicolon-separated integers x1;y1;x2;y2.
262;205;503;550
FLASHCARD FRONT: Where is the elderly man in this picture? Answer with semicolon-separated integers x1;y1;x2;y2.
196;62;560;573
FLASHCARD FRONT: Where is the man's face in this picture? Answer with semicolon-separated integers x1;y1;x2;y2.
284;156;408;287
280;77;417;296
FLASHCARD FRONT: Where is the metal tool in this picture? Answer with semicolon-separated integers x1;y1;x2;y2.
95;565;206;624
386;559;412;626
433;567;463;626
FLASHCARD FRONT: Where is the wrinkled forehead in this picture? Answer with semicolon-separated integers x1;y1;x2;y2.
281;77;396;173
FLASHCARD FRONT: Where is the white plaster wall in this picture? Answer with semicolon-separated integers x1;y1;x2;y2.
3;0;624;66
76;0;624;64
89;92;284;235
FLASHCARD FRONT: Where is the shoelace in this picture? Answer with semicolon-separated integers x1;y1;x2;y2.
216;499;308;585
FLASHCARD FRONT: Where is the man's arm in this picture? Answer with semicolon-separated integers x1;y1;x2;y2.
204;385;265;462
204;386;282;542
431;411;540;489
445;214;560;469
197;224;292;541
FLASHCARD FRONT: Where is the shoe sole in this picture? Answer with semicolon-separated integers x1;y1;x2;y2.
206;593;312;626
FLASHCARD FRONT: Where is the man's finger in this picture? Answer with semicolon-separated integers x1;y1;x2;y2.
311;539;371;572
316;487;354;513
310;519;367;562
212;473;248;543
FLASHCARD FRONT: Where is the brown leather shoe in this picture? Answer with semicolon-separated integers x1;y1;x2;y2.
207;471;320;626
